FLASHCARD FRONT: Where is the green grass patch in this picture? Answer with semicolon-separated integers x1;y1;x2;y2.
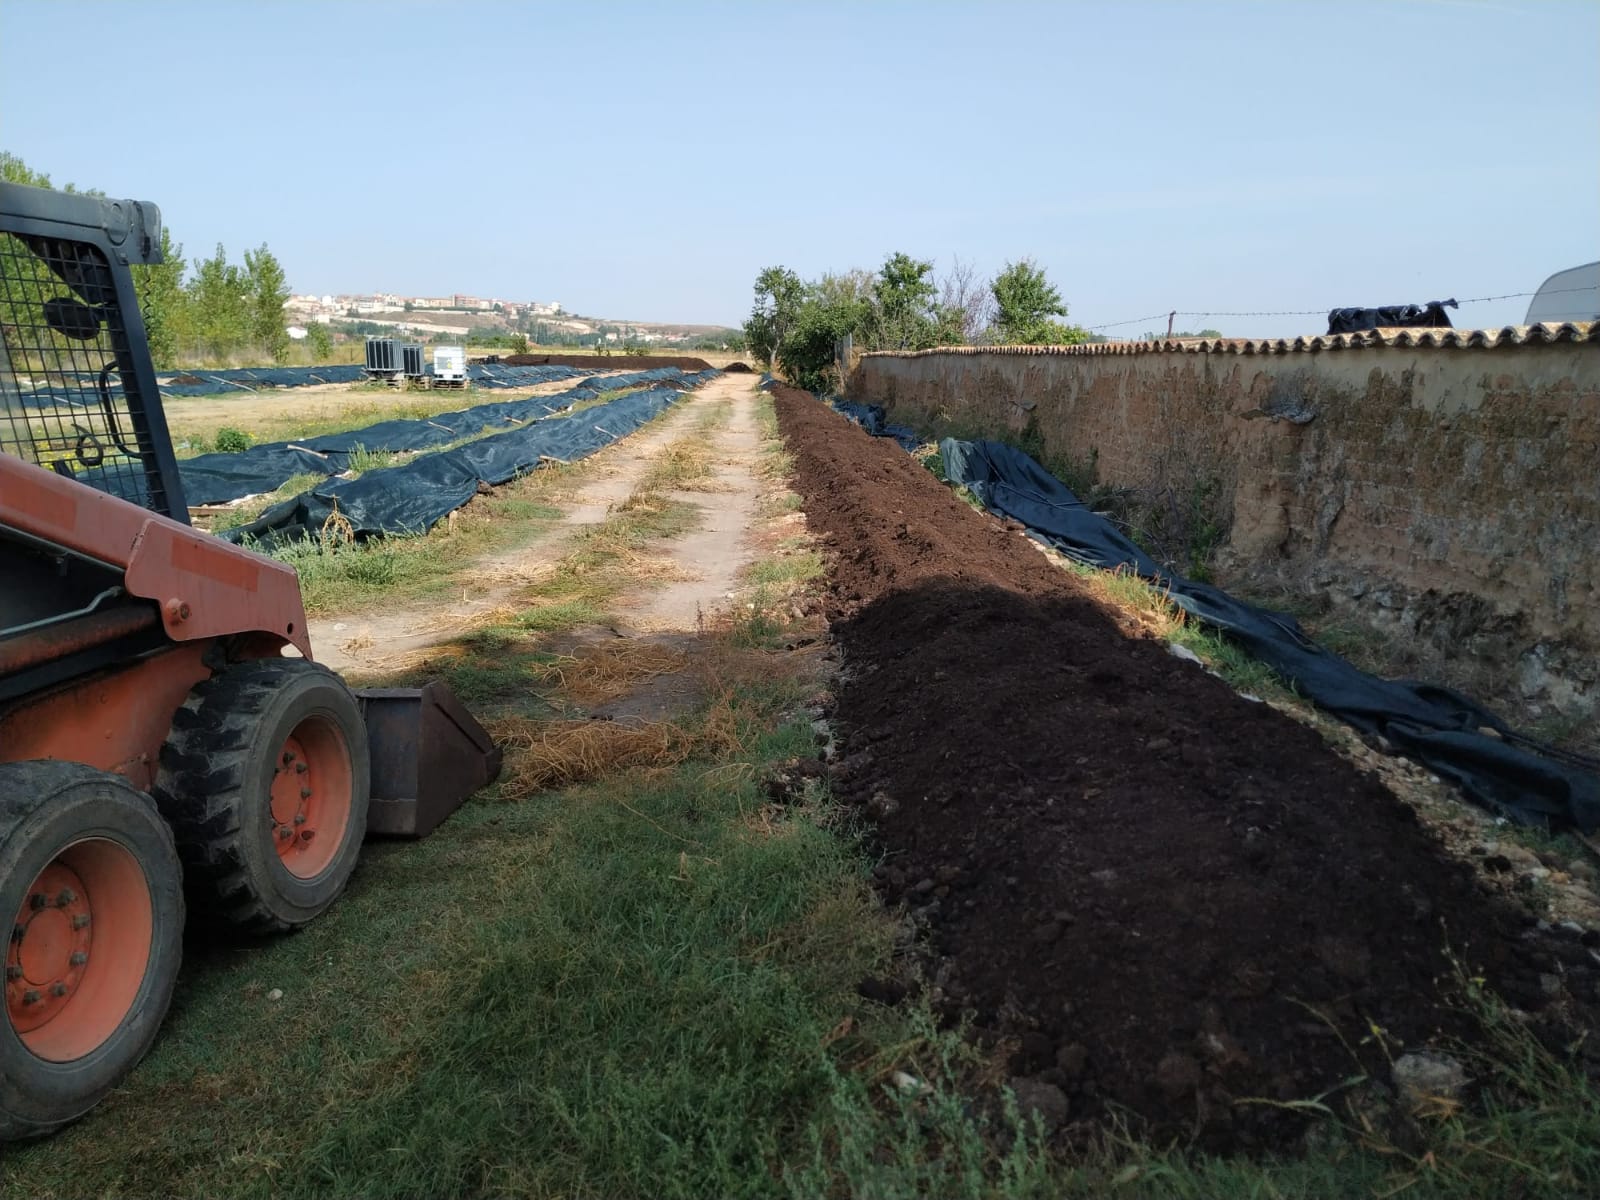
517;596;610;633
344;443;399;476
262;481;569;617
747;550;824;589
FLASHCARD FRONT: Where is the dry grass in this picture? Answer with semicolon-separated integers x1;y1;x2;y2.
491;715;698;792
531;640;690;707
636;404;732;494
492;636;815;796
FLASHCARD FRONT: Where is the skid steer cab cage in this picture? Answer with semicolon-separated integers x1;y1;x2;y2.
0;182;188;521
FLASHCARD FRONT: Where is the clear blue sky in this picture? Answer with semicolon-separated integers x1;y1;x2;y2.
4;0;1596;337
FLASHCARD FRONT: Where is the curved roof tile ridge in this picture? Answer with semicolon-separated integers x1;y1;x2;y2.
857;321;1597;359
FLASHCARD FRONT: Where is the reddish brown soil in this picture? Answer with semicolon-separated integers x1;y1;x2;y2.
498;353;714;371
772;383;1599;1150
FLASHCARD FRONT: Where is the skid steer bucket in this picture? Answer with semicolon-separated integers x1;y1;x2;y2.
357;680;503;838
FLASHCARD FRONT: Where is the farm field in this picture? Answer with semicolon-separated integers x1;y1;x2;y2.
2;374;1597;1199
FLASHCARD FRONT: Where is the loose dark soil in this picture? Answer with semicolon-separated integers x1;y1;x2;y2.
499;353;714;372
722;361;754;373
772;384;1599;1150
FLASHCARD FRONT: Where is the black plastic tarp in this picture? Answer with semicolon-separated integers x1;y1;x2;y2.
936;436;1600;831
223;383;694;545
168;366;700;505
1327;299;1458;335
17;362;612;409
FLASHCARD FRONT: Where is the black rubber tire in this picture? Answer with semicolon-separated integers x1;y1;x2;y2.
155;658;370;935
0;761;184;1142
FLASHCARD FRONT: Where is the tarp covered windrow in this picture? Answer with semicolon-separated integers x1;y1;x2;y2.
936;436;1600;832
167;366;704;505
223;382;701;546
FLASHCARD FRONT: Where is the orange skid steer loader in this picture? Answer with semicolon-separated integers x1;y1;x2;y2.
0;182;500;1138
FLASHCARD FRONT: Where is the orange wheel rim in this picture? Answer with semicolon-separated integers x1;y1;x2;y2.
5;839;153;1062
268;714;353;880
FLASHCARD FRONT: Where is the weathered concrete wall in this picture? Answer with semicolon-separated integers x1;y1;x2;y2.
850;335;1600;708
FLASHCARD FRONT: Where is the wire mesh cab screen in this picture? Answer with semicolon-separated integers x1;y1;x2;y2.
0;183;186;520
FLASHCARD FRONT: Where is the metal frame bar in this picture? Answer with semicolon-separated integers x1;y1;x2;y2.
0;182;190;521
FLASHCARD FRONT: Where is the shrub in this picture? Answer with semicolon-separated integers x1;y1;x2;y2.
214;427;252;453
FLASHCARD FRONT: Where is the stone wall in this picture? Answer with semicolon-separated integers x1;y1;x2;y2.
849;331;1600;711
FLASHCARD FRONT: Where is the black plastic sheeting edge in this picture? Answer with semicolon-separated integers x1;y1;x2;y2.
828;398;1600;832
222;375;717;547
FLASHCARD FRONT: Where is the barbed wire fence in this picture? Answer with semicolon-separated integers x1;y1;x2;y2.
1082;286;1596;338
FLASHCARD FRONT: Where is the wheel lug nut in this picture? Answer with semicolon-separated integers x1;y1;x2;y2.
71;914;90;930
278;825;293;841
282;751;296;765
300;787;312;799
293;814;307;825
295;762;308;775
56;888;77;906
4;965;20;981
28;894;47;911
50;982;67;998
22;989;40;1005
69;951;87;967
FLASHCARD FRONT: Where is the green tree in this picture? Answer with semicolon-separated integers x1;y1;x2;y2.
187;244;251;360
867;252;941;351
3;153;185;371
0;152;51;187
306;322;333;359
0;155;58;345
775;294;863;394
133;225;188;369
990;258;1070;344
243;243;290;363
742;266;805;369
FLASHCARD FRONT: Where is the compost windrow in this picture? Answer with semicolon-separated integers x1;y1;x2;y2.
771;384;1595;1150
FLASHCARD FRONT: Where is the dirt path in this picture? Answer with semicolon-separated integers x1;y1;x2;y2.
313;373;761;673
627;378;763;632
770;382;1599;1151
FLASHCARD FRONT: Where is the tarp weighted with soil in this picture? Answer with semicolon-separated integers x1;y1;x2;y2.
223;377;713;545
172;366;705;505
830;400;1600;832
